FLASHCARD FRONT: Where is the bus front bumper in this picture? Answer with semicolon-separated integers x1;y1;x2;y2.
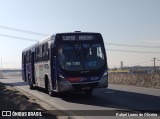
57;75;108;92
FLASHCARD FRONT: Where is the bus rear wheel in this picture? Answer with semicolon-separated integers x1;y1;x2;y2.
28;75;35;90
84;89;93;95
30;84;35;89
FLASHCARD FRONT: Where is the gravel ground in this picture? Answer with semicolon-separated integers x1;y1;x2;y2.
0;82;60;119
109;73;160;89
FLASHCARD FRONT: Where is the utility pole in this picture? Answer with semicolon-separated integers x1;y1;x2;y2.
1;58;2;70
153;58;156;71
151;58;159;72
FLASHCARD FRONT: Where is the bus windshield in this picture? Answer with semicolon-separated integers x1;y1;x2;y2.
58;43;105;71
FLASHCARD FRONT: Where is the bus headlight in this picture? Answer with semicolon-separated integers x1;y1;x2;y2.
59;73;68;82
98;71;108;88
101;71;108;81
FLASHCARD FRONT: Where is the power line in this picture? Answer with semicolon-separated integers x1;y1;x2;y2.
1;33;160;53
0;24;160;48
0;33;38;42
0;25;49;36
0;25;160;51
105;42;160;48
106;48;160;54
0;24;159;48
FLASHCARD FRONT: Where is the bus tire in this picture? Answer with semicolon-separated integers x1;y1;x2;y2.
45;75;55;96
48;82;55;97
28;74;35;90
30;84;34;89
45;76;49;93
84;89;93;95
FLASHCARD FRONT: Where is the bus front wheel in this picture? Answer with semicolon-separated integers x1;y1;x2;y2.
48;82;56;97
45;76;55;96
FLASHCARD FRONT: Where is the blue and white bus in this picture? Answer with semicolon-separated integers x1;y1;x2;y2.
22;32;108;96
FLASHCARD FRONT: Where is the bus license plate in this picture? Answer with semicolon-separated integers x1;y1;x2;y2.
82;86;90;90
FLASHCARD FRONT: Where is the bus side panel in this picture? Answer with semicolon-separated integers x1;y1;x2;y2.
22;63;24;81
35;63;41;87
22;54;27;82
35;62;50;88
31;52;35;84
26;63;31;83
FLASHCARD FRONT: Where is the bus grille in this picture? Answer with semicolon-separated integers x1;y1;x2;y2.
72;82;99;90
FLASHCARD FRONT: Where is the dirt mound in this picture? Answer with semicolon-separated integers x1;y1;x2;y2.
109;73;160;89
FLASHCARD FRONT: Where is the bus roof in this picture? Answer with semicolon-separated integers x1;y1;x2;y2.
22;32;101;52
56;32;101;35
22;42;39;52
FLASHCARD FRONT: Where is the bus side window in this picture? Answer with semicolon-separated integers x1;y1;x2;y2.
26;51;29;64
22;53;24;64
29;50;31;63
26;50;31;63
35;48;37;62
36;47;39;62
40;46;42;62
42;43;49;61
36;46;42;62
37;47;39;62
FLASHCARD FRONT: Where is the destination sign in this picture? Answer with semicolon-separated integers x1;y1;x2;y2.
62;36;76;40
79;35;93;40
62;35;95;40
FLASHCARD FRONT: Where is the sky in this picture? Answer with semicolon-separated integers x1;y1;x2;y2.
0;0;160;68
